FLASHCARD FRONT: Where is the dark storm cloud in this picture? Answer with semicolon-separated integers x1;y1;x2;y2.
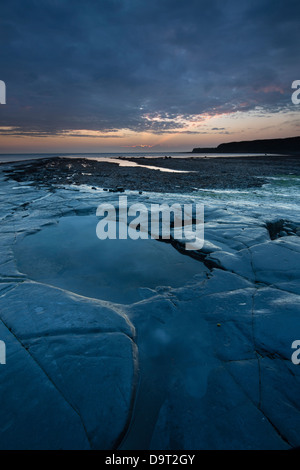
0;0;299;135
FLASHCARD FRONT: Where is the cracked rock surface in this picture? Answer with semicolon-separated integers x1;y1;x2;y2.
0;159;300;450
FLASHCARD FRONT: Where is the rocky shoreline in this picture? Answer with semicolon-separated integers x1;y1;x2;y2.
0;155;300;449
2;154;300;193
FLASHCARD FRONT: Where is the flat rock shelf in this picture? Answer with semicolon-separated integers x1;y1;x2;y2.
0;157;300;450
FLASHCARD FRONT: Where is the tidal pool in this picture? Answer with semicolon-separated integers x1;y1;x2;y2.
15;215;204;305
14;214;211;449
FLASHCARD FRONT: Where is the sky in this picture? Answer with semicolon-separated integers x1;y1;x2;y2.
0;0;300;153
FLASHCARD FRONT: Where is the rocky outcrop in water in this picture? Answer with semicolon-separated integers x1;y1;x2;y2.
193;136;300;154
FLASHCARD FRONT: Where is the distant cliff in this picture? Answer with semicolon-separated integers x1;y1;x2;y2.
192;136;300;154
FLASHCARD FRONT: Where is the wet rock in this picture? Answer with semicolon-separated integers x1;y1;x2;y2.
0;159;300;450
0;282;137;449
